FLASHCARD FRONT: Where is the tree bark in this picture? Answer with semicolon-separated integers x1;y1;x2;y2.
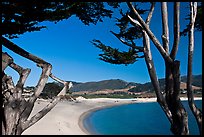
127;2;173;64
2;38;72;135
187;2;202;135
22;78;69;131
170;61;189;135
170;2;180;60
160;2;172;107
143;31;173;124
110;31;143;52
2;36;48;65
127;2;191;135
161;2;169;53
2;52;13;71
142;3;173;123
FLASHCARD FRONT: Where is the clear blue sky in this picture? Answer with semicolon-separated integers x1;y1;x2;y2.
3;2;202;86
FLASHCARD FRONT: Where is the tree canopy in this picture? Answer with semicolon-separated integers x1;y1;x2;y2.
93;2;202;65
2;1;120;39
92;2;149;65
2;2;121;135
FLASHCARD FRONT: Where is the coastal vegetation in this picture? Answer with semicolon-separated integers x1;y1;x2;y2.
74;92;138;99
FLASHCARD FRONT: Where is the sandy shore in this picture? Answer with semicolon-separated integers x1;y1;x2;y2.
22;97;202;135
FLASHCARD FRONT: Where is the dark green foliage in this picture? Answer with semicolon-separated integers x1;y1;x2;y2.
2;1;120;39
106;2;120;8
92;2;149;66
78;92;138;99
115;8;147;41
40;82;63;99
91;39;144;66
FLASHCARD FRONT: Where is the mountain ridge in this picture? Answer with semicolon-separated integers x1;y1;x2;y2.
24;74;202;94
68;74;202;92
69;79;139;92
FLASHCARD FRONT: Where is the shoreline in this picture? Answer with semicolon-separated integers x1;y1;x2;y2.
22;97;138;135
78;97;202;135
22;97;202;135
78;100;136;135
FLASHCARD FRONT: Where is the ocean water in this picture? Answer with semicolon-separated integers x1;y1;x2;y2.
83;100;202;135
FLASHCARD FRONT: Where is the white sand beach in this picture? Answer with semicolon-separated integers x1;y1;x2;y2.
22;97;202;135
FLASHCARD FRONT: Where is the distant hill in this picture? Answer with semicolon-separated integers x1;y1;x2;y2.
69;79;139;92
181;75;202;87
24;74;202;98
128;75;202;92
54;81;82;87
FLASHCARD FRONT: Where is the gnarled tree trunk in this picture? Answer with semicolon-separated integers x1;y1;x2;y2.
2;37;73;135
126;2;201;135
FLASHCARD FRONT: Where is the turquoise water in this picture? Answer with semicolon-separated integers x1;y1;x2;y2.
84;100;202;135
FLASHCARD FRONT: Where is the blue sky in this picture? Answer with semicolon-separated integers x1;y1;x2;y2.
2;2;202;86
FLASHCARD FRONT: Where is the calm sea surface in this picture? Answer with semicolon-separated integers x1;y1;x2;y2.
83;100;202;135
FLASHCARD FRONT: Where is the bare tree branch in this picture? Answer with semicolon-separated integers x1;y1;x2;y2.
187;2;202;135
127;15;142;28
161;2;169;53
143;30;173;124
129;2;190;134
187;1;196;113
34;64;52;98
22;73;70;131
145;2;156;25
9;62;31;99
170;2;180;60
2;52;13;72
2;37;48;65
19;63;52;125
141;2;173;124
49;73;70;96
22;96;61;130
110;31;143;51
50;73;75;101
2;37;75;134
127;2;173;64
50;73;67;85
161;2;171;108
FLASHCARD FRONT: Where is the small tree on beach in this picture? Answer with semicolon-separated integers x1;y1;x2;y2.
2;1;119;135
92;2;202;135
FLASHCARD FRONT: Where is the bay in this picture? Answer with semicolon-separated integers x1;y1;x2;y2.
83;100;202;135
